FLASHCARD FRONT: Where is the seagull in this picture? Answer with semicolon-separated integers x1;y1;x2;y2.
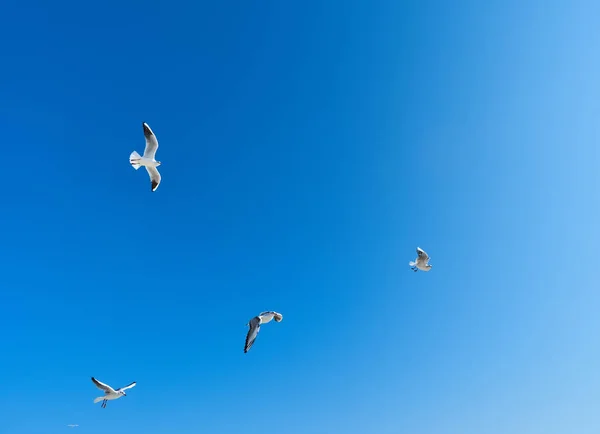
409;247;432;272
91;377;136;408
67;425;79;428
244;311;283;353
130;122;162;191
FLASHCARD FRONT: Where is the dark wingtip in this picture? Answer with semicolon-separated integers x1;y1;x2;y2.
143;122;153;137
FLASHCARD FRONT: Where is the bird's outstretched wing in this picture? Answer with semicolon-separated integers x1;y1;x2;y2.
146;166;161;192
117;381;137;392
91;377;116;394
244;316;261;353
416;247;429;260
142;122;159;159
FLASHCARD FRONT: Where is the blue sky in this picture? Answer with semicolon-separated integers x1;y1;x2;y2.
1;0;599;433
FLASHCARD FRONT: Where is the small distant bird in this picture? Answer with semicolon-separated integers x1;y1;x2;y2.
244;311;283;353
409;247;432;272
130;122;162;191
91;377;136;408
67;425;79;428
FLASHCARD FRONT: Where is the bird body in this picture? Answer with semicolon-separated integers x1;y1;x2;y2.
409;247;432;272
130;154;160;168
130;122;162;191
257;311;282;324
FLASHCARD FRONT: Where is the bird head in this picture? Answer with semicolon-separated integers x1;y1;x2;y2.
156;161;162;166
120;391;127;396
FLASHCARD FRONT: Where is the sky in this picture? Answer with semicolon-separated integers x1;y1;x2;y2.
0;0;599;433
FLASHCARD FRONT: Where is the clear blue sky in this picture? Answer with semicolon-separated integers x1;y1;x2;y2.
1;0;599;433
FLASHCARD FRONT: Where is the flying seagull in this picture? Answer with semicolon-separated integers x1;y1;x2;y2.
244;311;283;353
91;377;136;408
409;247;432;272
130;122;162;191
67;425;79;428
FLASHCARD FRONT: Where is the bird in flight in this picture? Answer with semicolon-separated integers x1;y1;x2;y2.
66;425;79;428
91;377;136;408
409;247;432;272
244;311;283;353
130;122;162;191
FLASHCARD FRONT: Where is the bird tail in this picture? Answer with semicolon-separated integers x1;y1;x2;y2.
409;261;416;267
130;151;142;170
94;397;104;404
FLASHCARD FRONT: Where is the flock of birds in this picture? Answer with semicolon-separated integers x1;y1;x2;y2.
84;122;433;415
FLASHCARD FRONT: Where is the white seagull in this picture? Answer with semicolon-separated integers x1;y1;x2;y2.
91;377;136;408
244;311;283;353
67;425;79;428
130;122;162;191
409;247;432;272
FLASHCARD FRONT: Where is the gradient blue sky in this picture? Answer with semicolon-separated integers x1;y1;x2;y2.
1;0;599;433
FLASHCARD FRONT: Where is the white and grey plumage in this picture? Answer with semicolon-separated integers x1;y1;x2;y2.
129;122;162;191
244;311;283;353
409;247;432;272
91;377;136;408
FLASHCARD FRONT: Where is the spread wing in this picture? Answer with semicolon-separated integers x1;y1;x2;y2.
416;247;429;260
91;377;116;394
142;122;159;159
146;166;161;192
117;381;137;392
244;317;261;353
